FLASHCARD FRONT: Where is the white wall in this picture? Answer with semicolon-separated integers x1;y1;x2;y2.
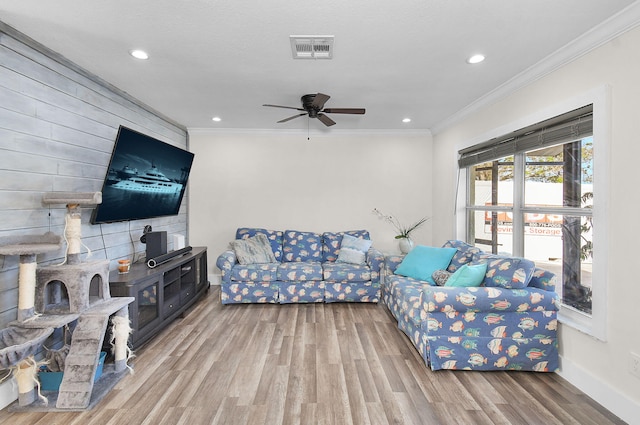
433;25;640;423
188;129;433;281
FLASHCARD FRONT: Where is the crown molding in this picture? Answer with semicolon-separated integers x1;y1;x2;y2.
431;1;640;135
187;127;432;137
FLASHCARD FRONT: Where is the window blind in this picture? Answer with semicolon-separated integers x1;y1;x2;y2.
458;104;593;168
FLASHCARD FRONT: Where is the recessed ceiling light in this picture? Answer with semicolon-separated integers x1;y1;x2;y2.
212;116;221;122
467;54;485;64
402;118;411;123
130;49;149;60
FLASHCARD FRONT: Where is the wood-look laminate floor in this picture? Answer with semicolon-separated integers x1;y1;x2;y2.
0;286;625;425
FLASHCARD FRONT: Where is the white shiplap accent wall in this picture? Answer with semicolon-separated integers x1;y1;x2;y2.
0;23;188;329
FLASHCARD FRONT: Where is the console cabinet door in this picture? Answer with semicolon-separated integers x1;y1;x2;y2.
133;276;162;345
180;259;196;304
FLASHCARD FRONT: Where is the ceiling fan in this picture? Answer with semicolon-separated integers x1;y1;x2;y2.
263;93;365;127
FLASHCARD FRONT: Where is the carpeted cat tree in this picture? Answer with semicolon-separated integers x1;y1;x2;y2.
0;192;134;411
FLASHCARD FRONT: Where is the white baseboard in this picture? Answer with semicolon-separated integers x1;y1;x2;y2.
209;273;221;286
557;355;640;424
0;377;18;411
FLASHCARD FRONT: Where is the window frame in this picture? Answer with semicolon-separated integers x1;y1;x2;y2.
454;86;610;341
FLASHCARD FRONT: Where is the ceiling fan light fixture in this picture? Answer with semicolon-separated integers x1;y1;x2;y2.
212;116;221;122
263;92;364;127
402;118;412;123
290;35;334;59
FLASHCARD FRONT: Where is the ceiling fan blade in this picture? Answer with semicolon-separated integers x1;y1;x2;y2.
311;93;331;110
322;108;366;115
263;104;305;111
317;113;336;127
277;113;307;123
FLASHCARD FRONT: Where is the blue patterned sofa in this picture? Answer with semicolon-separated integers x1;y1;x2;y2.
216;228;384;304
382;240;559;372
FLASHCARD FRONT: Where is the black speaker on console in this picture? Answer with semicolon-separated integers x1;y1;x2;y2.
147;246;193;268
145;231;167;260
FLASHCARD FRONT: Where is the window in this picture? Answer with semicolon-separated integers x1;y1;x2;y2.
457;97;608;340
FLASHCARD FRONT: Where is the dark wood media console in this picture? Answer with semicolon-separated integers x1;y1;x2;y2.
109;246;209;349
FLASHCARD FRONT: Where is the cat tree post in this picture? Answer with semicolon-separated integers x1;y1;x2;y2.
15;357;37;406
111;308;132;372
65;203;83;265
17;254;37;322
0;234;62;323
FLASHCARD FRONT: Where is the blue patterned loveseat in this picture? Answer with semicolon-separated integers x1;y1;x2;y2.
216;228;384;304
382;240;559;372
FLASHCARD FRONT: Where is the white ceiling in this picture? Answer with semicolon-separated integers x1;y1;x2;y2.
0;0;637;132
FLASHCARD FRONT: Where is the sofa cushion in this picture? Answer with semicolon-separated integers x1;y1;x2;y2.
336;234;372;265
394;245;457;285
236;228;284;261
323;262;371;283
231;233;277;265
282;230;322;262
322;230;370;262
423;286;559;313
445;262;487;287
474;254;536;289
230;263;278;282
277;262;323;281
442;240;483;273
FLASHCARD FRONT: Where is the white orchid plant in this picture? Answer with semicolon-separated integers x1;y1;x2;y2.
372;208;429;239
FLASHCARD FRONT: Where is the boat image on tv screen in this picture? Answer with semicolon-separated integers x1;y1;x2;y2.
91;126;195;224
109;164;183;194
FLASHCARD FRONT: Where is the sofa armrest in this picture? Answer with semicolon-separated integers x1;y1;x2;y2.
527;268;558;292
366;247;385;284
216;250;237;284
383;254;405;275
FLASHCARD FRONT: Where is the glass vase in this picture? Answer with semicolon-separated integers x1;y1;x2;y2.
398;237;414;254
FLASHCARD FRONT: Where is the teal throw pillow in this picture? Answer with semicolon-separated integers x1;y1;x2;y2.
337;234;372;265
445;262;488;287
394;245;457;285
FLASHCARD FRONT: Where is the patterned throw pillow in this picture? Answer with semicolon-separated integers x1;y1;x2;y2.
442;240;483;273
336;234;372;265
474;253;535;289
431;269;451;286
231;233;277;265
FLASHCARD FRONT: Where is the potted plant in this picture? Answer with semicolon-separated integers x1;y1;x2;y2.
372;208;429;253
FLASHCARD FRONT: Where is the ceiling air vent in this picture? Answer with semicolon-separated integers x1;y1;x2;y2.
290;35;334;59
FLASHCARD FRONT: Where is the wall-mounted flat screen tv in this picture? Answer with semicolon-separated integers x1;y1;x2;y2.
91;126;195;224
